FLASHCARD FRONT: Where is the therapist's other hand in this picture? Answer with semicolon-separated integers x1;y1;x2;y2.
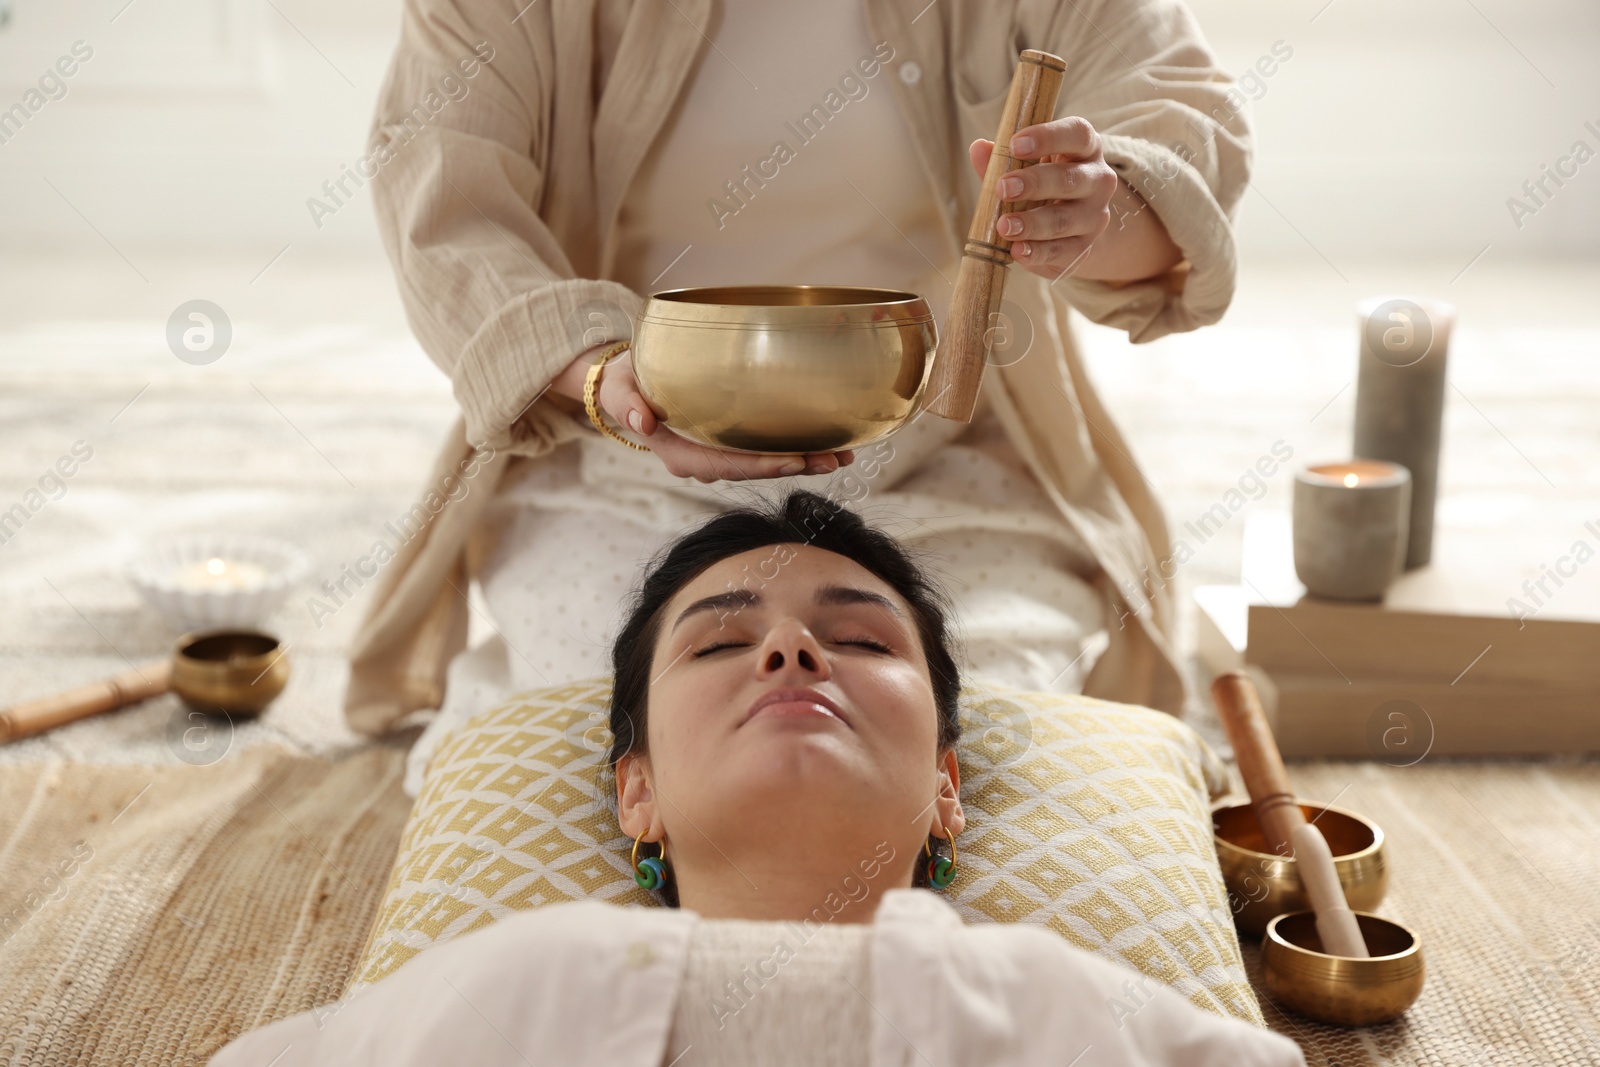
550;345;855;483
968;116;1119;281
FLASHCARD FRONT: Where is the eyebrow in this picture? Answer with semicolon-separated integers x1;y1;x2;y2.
670;583;906;634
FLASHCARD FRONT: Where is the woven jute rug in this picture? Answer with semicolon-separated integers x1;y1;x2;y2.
2;743;1597;1064
0;736;417;1066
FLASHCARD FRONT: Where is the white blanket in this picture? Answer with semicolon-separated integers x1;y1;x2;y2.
210;888;1304;1066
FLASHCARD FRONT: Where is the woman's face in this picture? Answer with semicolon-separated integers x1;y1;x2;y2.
618;542;960;884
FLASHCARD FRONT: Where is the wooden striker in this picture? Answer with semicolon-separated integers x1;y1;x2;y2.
923;49;1066;423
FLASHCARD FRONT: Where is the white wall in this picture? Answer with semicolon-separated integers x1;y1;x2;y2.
0;0;1595;263
1188;0;1600;261
0;0;401;256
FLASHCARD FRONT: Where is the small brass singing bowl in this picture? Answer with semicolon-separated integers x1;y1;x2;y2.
1262;911;1425;1026
171;630;290;718
1213;799;1388;938
630;285;937;455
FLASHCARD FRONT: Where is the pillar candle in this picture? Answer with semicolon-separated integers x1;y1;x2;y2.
1352;296;1454;569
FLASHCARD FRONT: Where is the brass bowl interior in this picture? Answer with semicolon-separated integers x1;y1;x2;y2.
1271;911;1416;958
178;631;281;664
1213;802;1381;859
649;285;923;307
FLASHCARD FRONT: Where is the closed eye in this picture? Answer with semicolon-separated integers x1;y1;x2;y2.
692;638;892;658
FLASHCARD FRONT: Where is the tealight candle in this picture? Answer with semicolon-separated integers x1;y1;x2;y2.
1292;460;1412;601
170;556;269;594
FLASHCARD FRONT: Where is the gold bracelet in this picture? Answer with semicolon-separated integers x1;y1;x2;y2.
583;341;652;451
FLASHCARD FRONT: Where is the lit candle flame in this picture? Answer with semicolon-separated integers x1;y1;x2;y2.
206;557;227;575
1343;473;1360;488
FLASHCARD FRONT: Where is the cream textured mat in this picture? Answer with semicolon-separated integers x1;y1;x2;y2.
3;741;1597;1064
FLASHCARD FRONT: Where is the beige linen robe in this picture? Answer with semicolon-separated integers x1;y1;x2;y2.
207;888;1306;1066
345;0;1251;736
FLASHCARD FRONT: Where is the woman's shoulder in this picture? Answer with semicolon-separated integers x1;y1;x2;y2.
874;889;1305;1065
880;888;1175;998
424;898;700;973
879;887;1091;963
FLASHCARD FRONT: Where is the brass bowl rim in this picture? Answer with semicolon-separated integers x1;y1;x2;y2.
1211;798;1385;864
634;319;928;332
1265;910;1422;963
641;285;934;326
647;283;929;308
173;628;286;676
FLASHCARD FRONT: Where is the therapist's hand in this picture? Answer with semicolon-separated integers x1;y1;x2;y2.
969;116;1182;283
550;345;855;483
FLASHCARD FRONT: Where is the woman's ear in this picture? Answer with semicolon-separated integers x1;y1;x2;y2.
932;746;965;837
615;752;661;839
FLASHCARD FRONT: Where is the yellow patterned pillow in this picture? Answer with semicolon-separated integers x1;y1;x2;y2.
350;676;1263;1026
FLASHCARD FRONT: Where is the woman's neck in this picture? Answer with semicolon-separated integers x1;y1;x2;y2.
672;832;915;924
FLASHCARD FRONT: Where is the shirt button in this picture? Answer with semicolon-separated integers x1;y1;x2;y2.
898;60;922;86
625;941;656;969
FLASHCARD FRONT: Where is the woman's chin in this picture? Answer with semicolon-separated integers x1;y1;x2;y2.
730;729;873;789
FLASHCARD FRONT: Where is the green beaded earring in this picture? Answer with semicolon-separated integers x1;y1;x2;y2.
925;823;958;889
632;829;668;890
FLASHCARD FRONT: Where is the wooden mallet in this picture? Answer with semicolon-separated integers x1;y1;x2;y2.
923;49;1066;423
0;660;171;743
1211;671;1370;958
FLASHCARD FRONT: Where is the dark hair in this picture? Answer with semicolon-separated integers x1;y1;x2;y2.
603;488;964;903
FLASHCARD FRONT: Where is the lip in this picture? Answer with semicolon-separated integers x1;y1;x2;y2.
742;686;850;728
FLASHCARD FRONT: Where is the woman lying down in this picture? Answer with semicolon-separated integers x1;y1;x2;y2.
210;490;1304;1066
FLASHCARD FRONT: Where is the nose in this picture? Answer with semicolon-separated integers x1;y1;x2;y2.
754;617;831;679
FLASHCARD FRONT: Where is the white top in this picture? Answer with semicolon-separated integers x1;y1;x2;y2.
207;889;1307;1067
399;0;1112;799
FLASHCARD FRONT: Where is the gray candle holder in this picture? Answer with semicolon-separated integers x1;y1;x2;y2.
1352;296;1454;569
1293;460;1412;601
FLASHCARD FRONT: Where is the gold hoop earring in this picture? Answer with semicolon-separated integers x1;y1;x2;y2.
923;821;958;889
632;828;668;890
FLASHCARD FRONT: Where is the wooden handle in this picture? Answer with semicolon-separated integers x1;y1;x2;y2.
924;49;1066;423
0;660;172;744
1210;670;1305;856
1214;670;1370;957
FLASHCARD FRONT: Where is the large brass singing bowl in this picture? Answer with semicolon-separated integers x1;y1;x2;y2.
630;285;937;455
1262;911;1425;1026
1213;799;1388;937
